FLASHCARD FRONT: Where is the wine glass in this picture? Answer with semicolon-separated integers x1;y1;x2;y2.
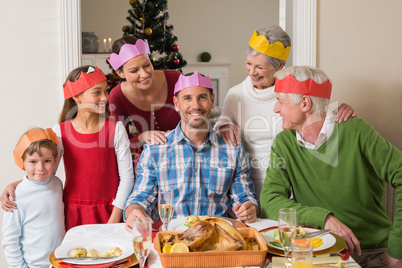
158;188;174;231
132;217;152;268
278;208;297;268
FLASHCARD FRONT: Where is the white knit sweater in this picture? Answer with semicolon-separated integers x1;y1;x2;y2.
215;76;283;198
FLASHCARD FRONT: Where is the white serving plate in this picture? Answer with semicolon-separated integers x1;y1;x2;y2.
262;227;336;252
54;236;133;265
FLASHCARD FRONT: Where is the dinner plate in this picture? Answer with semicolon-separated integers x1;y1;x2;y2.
262;227;336;252
54;236;133;265
167;216;233;231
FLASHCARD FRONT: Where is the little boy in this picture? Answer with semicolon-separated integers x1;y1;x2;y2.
2;128;65;268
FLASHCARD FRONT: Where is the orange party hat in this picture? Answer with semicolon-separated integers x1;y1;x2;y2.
14;128;59;170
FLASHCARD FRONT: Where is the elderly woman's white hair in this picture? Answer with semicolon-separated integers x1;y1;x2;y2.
274;66;331;115
246;25;291;70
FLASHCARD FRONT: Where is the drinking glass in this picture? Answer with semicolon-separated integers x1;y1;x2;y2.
158;188;174;231
291;241;313;268
132;217;152;268
278;208;297;268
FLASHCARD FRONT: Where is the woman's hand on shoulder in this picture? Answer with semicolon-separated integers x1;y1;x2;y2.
218;124;240;146
138;130;168;146
335;103;357;123
1;181;21;212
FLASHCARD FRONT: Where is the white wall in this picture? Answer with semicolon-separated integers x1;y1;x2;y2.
317;0;402;150
0;1;64;266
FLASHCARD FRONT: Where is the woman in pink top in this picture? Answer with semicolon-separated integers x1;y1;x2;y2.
107;36;181;166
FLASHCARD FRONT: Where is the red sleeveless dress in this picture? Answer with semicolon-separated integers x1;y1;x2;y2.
60;119;120;230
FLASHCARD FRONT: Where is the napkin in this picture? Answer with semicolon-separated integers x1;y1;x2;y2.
339;249;350;260
271;257;286;268
272;255;342;268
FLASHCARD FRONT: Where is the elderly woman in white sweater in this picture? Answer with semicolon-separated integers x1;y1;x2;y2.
214;25;356;199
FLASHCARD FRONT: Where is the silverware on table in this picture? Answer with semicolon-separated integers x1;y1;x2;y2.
99;258;131;268
296;229;330;239
260;258;270;268
53;256;118;261
314;262;356;265
313;261;357;267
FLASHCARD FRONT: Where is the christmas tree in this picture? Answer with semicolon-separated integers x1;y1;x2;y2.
122;0;187;71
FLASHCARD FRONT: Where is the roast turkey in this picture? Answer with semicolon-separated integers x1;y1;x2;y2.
173;218;246;252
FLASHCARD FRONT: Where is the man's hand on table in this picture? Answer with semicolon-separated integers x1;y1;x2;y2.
381;252;402;267
125;204;153;232
324;214;361;256
233;201;258;223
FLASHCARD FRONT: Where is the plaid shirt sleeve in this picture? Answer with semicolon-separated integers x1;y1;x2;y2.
124;144;158;216
230;144;261;210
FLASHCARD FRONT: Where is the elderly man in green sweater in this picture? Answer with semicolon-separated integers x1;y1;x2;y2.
260;66;402;267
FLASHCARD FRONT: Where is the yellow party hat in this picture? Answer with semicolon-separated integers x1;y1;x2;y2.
248;31;291;61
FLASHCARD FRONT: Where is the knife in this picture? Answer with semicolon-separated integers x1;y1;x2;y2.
312;261;357;267
53;256;118;261
296;229;330;239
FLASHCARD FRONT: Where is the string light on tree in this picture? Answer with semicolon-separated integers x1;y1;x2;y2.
155;11;164;19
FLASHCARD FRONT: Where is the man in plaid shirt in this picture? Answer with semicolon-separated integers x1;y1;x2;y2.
125;72;260;231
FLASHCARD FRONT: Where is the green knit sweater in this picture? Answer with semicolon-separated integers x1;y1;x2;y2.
260;117;402;259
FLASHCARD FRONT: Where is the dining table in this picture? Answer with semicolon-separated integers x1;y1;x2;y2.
50;218;360;268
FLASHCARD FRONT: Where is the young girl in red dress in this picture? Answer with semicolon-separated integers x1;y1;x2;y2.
1;65;134;230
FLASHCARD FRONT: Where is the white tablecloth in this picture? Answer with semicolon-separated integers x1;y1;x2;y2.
58;219;359;268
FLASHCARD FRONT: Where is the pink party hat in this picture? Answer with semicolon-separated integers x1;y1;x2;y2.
174;71;214;95
107;39;151;70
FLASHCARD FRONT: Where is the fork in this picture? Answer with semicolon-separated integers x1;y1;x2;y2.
100;259;131;268
296;229;330;239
